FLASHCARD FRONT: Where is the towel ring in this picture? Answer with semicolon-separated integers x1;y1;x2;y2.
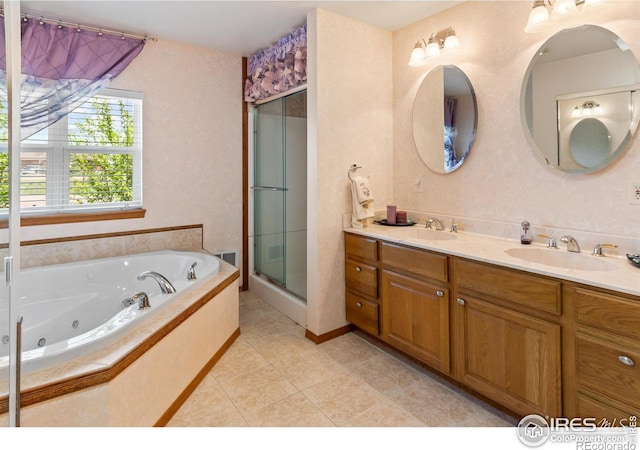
348;164;362;181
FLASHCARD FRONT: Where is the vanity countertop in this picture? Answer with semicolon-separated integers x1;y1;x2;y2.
345;225;640;297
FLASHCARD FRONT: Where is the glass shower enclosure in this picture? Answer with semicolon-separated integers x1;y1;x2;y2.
252;91;307;301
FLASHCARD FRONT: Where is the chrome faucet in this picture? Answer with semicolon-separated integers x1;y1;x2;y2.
425;217;444;231
560;235;580;253
592;243;617;257
187;262;198;280
137;271;177;294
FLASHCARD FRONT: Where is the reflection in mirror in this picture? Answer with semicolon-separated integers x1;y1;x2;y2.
569;118;610;169
413;65;477;173
521;25;640;174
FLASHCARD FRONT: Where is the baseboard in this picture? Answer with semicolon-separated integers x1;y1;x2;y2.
305;324;353;344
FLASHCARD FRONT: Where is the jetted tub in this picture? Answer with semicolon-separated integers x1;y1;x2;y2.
0;250;220;375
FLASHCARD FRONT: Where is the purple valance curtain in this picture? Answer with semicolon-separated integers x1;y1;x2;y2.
444;97;457;129
0;18;145;140
444;97;458;171
244;23;306;103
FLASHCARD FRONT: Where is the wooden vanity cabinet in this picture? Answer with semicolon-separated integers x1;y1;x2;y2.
380;242;451;374
343;231;640;421
344;233;380;335
454;258;562;418
563;285;640;422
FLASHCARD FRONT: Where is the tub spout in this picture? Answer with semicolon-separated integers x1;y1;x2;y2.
137;271;176;294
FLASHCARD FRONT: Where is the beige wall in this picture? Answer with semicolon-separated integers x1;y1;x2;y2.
393;1;640;237
308;1;640;336
307;9;394;335
14;2;639;338
19;39;243;268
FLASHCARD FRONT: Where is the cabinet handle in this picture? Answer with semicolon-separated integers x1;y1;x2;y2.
436;290;444;297
356;302;363;308
456;298;465;306
355;266;361;272
618;355;635;367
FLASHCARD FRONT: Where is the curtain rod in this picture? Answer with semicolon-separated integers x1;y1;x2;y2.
0;9;157;42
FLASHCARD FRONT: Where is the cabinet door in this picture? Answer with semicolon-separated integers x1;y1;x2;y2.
457;295;561;417
382;270;449;373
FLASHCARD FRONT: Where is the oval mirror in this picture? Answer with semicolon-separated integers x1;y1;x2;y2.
413;65;477;173
521;25;640;174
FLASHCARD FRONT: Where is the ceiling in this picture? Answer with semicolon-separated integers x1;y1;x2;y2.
21;1;462;56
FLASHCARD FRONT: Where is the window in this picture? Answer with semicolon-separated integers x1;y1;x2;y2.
0;88;143;216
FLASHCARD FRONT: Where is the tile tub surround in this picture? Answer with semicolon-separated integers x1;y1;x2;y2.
348;217;640;297
0;259;239;426
18;224;204;268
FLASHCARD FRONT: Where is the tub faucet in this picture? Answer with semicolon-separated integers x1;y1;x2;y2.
187;262;198;281
425;217;444;231
560;235;580;253
137;271;176;294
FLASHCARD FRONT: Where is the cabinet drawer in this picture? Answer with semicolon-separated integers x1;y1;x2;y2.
346;291;379;335
345;259;377;298
576;333;640;408
574;287;640;340
381;242;448;282
345;233;378;263
576;392;639;423
456;259;561;315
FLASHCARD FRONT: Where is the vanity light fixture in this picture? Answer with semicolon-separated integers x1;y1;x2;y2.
581;100;601;115
408;27;460;66
409;38;428;66
524;0;605;33
572;100;601;117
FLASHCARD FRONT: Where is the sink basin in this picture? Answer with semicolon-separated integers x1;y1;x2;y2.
384;226;457;241
505;247;615;271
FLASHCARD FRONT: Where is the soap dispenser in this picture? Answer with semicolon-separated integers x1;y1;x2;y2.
520;220;532;245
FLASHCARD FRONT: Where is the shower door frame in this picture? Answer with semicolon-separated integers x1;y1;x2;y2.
3;0;24;427
247;88;308;325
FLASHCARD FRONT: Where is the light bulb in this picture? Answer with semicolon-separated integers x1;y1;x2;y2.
409;45;426;66
444;34;460;51
551;0;578;20
524;4;550;33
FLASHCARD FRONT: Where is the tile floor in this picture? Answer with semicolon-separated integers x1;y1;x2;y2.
167;290;517;427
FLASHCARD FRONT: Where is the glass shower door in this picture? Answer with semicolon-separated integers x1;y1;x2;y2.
253;91;307;300
253;98;286;287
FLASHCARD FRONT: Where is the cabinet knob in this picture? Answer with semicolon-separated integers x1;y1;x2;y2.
355;266;362;272
356;302;363;308
456;298;465;306
436;290;444;297
618;355;635;367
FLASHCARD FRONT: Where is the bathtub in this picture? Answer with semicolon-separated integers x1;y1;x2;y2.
0;250;220;375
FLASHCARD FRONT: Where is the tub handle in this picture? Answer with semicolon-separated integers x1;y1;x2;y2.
134;292;150;310
187;262;198;281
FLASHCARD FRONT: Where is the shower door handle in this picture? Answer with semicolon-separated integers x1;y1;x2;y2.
15;315;23;427
251;186;289;191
